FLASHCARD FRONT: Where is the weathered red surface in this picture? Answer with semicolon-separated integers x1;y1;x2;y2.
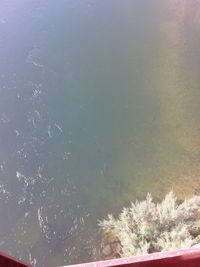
0;252;31;267
65;247;200;267
2;246;200;267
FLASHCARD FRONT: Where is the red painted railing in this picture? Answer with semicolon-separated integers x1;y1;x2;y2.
65;247;200;267
0;252;31;267
2;246;200;267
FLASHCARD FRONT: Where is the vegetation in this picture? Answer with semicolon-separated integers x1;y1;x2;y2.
99;192;200;257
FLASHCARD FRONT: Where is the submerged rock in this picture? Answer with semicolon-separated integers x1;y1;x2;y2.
99;230;122;260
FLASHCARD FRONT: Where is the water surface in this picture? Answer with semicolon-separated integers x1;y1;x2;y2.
0;1;200;266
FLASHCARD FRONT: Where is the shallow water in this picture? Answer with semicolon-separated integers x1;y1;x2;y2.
0;0;200;266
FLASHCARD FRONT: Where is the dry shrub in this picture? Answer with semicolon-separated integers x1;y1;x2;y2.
99;192;200;257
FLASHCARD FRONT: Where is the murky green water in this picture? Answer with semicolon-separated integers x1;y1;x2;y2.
1;0;200;266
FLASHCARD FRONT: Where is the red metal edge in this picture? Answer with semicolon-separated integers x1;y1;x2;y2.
0;251;31;267
64;247;200;267
1;246;200;267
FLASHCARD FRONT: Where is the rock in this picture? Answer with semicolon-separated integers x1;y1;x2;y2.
99;229;122;260
110;241;122;255
102;244;112;256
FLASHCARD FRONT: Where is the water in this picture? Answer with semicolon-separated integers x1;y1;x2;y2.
0;0;200;266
